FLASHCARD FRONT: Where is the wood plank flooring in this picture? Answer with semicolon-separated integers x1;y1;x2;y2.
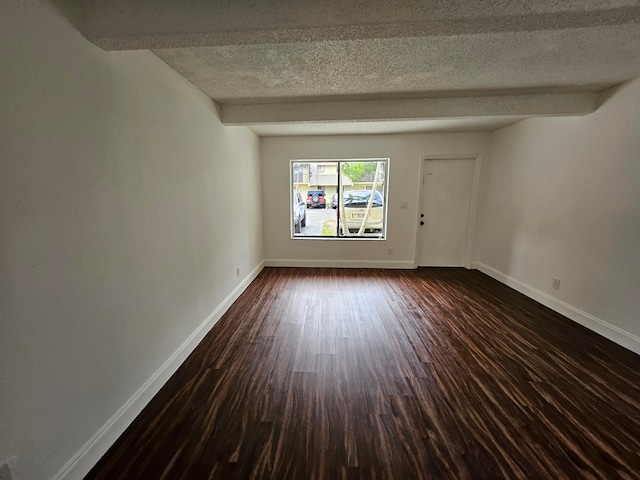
85;268;640;479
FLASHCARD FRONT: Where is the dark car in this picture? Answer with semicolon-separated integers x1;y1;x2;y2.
306;190;326;208
331;193;338;209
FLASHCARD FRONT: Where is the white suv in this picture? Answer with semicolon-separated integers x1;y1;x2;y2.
292;190;306;233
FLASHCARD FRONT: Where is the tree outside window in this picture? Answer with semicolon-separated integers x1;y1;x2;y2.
290;159;388;239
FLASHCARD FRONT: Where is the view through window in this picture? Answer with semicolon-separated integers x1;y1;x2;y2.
291;159;388;239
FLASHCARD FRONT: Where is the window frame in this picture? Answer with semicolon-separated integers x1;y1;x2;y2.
290;158;389;240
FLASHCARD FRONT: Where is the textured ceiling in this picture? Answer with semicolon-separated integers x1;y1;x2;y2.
153;26;640;102
80;0;640;136
247;117;527;137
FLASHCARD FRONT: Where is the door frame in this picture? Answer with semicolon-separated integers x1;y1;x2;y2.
414;154;482;269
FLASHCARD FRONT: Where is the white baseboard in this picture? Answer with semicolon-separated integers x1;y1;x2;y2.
53;261;265;480
264;258;415;269
472;262;640;355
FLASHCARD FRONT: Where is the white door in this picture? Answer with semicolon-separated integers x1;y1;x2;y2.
418;158;475;266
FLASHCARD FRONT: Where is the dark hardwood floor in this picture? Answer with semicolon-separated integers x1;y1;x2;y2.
85;268;640;479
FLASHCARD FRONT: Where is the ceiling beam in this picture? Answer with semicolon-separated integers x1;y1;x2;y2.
221;93;597;125
81;0;640;51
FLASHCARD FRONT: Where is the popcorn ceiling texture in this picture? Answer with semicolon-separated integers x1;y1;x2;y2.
152;27;640;102
79;0;640;133
84;0;640;48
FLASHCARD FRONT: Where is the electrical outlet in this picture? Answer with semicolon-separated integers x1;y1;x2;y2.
236;267;240;278
0;463;14;480
552;278;560;290
388;247;393;256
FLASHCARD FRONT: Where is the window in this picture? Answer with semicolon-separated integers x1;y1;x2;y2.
292;164;303;183
291;159;388;239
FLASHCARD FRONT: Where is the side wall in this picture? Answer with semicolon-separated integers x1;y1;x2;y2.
476;79;640;354
261;133;491;267
0;1;263;479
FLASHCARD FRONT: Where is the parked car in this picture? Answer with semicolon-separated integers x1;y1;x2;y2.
331;193;338;209
306;189;326;208
292;190;306;233
339;190;384;235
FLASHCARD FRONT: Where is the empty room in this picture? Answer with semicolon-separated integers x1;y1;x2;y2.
1;1;639;479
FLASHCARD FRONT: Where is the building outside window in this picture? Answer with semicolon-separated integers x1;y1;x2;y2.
290;159;388;239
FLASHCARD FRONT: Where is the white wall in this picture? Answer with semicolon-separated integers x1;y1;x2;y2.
0;1;262;479
261;133;491;267
476;79;640;353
